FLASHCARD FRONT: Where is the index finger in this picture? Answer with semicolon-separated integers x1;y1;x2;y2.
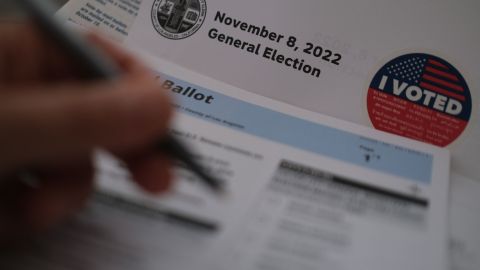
85;32;151;76
0;22;149;85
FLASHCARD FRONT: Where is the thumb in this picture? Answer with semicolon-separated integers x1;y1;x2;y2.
0;74;172;171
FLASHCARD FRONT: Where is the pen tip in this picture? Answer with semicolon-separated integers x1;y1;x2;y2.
204;178;229;198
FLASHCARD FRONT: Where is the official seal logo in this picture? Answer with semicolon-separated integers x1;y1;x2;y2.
151;0;206;40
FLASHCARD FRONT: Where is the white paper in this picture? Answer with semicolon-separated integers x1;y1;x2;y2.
56;0;141;41
125;0;480;183
449;173;480;270
122;2;480;268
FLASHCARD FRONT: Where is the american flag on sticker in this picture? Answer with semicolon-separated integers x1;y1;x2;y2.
385;55;467;102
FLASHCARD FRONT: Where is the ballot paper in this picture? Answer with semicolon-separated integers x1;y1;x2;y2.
1;55;450;270
5;174;480;270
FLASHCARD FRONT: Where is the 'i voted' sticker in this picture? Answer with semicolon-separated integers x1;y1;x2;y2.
367;53;472;147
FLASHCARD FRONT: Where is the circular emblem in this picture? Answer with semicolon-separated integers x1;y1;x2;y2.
367;53;472;147
151;0;206;40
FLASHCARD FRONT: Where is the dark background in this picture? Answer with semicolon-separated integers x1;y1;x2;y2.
0;0;68;19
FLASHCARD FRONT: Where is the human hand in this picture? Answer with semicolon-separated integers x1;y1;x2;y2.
0;22;173;239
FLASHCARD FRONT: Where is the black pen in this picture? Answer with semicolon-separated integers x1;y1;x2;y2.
17;0;225;195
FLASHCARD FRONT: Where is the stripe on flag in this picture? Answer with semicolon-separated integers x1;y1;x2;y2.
420;58;466;101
